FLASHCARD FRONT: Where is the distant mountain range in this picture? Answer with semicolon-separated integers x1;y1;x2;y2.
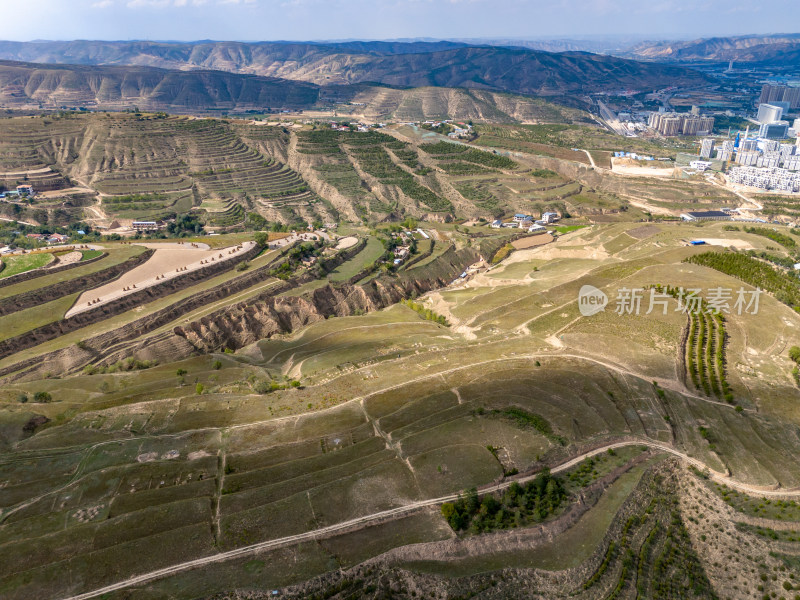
0;40;710;112
627;34;800;64
0;59;596;123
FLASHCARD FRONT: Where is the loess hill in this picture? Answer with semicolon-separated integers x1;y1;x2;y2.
0;40;712;108
3;102;800;600
628;33;800;65
2;213;800;599
0;110;658;229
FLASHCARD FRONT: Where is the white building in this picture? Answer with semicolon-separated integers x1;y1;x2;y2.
728;166;800;192
759;122;790;140
541;212;559;224
690;160;712;171
700;138;715;159
736;150;760;166
785;156;800;171
757;104;784;124
716;140;735;161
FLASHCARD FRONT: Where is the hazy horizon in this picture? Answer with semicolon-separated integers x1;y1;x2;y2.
0;0;797;44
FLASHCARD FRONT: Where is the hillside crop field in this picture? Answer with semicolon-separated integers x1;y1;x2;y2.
2;104;800;600
3;216;800;600
0;106;716;234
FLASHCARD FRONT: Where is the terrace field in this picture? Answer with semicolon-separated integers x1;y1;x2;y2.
1;212;800;600
2;101;800;600
0;252;53;279
0;108;723;235
0;113;327;229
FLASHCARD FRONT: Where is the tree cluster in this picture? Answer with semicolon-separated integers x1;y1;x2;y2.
441;469;566;533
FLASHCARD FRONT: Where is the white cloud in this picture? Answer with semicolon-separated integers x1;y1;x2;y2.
124;0;231;6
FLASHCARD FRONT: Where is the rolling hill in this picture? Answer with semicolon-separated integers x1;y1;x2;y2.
0;40;711;99
0;60;321;112
628;33;800;64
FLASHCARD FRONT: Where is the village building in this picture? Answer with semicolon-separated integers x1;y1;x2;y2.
680;210;732;222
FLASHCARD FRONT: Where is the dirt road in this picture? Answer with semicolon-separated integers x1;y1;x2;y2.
58;437;784;600
580;149;596;168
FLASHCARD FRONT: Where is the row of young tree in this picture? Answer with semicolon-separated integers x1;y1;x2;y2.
685;252;800;310
647;285;733;403
687;309;732;403
742;226;797;250
580;497;717;600
401;299;448;326
789;346;800;386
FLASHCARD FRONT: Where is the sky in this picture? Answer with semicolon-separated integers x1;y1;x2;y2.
0;0;797;42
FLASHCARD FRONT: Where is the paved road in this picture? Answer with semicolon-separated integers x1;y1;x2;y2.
59;438;794;600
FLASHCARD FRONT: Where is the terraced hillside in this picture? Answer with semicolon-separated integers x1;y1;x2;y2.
1;104;725;230
0;113;331;227
2;218;800;599
293;128;453;222
0;115;81;193
4;100;800;600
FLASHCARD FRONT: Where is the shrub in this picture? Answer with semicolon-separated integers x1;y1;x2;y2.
790;346;800;364
17;393;28;403
254;380;283;394
235;261;249;272
212;360;222;370
33;391;52;403
195;383;204;395
176;368;187;377
401;299;449;326
254;231;269;247
491;243;514;264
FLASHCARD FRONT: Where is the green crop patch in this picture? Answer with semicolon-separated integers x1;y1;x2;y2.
0;253;53;279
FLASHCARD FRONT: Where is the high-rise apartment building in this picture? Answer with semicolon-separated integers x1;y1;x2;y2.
700;138;715;159
760;84;800;109
648;112;714;136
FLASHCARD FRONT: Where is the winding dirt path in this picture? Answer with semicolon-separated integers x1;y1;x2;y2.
59;437;793;600
580;149;596;168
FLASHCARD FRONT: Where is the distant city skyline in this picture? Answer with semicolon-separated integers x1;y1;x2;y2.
0;0;796;44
